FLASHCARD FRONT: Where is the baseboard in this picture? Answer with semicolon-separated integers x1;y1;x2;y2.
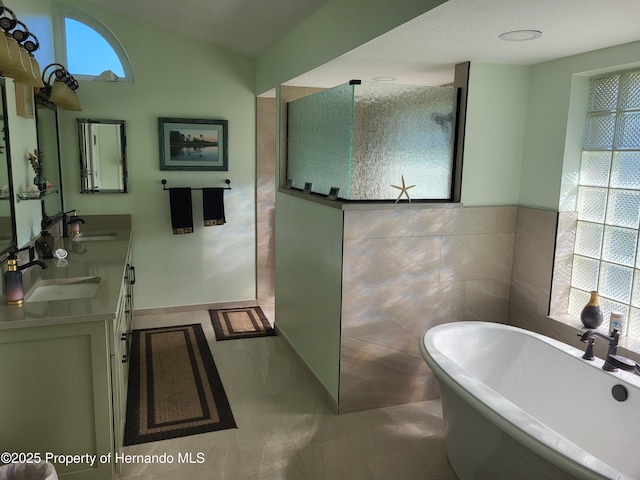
274;324;339;415
134;299;258;317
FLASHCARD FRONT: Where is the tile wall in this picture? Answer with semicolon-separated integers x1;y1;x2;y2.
339;204;517;413
256;97;276;323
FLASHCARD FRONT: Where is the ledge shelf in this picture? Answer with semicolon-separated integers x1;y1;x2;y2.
16;187;59;202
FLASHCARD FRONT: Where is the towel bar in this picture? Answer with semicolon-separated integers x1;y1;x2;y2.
161;179;231;190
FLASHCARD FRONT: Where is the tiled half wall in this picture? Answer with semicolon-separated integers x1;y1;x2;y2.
339;204;516;413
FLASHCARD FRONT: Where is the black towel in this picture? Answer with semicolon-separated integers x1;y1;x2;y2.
203;188;226;226
169;188;193;234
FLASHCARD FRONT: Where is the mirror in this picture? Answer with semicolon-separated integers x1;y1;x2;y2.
35;97;64;220
0;78;16;255
77;119;127;193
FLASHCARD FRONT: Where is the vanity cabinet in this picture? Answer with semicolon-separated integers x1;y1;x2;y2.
0;234;134;480
110;255;134;474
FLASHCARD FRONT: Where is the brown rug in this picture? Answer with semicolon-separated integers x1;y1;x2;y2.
209;306;276;341
124;323;236;446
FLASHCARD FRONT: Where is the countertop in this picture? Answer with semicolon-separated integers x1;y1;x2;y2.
0;225;132;330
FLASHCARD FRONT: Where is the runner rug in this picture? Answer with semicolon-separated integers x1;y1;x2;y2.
124;323;236;446
209;306;276;341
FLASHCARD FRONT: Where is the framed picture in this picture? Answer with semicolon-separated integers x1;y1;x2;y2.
159;117;228;171
327;187;340;200
303;182;312;194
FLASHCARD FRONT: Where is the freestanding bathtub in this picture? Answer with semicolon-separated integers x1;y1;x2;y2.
420;321;640;480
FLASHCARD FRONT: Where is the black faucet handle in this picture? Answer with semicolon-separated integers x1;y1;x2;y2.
607;354;636;372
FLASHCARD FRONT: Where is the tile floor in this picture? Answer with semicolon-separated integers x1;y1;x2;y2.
120;310;458;480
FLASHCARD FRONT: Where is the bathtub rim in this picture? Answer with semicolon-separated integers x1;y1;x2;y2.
420;321;631;480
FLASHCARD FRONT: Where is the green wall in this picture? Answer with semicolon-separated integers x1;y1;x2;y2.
520;41;640;210
256;0;446;94
15;0;258;310
274;193;344;401
461;63;530;206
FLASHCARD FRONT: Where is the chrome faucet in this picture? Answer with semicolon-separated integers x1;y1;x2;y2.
578;328;636;372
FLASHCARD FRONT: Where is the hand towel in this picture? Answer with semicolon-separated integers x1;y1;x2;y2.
169;188;193;234
203;188;226;226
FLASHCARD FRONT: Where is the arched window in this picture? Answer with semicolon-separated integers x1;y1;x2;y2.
53;6;133;82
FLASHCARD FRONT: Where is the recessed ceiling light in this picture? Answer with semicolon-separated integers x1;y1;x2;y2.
499;30;542;41
372;76;396;82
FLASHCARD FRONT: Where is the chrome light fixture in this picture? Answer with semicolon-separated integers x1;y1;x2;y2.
40;63;82;111
0;4;43;87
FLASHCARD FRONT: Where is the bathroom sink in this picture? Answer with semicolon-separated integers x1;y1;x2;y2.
72;232;117;242
25;276;101;302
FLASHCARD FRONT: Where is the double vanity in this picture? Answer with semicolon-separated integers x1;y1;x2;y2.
0;215;134;480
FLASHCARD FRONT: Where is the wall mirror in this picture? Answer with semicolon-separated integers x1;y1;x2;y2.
35;96;64;220
0;78;16;255
77;119;127;193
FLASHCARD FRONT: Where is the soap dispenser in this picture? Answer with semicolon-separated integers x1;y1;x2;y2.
68;210;85;235
4;251;48;305
4;253;24;305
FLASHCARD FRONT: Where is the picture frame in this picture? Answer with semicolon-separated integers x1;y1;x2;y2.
303;182;312;194
159;117;228;171
327;187;340;201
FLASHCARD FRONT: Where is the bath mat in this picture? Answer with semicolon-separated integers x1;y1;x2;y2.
124;323;236;446
209;306;276;341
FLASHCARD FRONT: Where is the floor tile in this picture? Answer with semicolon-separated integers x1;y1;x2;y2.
124;311;457;479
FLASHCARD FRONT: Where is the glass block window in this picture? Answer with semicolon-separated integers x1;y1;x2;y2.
570;70;640;339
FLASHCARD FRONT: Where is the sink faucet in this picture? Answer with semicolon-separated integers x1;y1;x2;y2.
62;210;85;237
18;259;47;271
578;328;636;372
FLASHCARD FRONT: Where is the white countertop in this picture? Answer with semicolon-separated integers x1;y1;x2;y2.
0;227;132;330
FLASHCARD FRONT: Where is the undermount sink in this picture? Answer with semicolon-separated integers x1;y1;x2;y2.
72;232;117;242
25;277;101;302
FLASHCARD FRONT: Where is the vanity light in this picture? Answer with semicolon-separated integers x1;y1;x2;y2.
499;30;542;41
40;63;82;111
0;5;43;87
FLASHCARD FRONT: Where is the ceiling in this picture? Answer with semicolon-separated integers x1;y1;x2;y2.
86;0;640;90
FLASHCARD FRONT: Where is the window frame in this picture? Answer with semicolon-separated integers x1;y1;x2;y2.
53;5;134;82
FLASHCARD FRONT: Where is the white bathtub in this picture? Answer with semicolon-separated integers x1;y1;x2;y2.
420;321;640;480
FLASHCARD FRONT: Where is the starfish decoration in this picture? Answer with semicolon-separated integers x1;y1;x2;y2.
391;175;415;203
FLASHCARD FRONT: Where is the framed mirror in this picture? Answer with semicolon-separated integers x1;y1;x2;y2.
77;119;127;193
35;96;64;220
0;78;16;255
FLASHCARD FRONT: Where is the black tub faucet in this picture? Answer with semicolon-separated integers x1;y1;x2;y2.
578;329;636;372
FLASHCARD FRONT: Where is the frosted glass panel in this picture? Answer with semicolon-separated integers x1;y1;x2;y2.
583;114;615;150
615;112;640;150
588;76;618;112
575;221;603;258
350;83;455;200
599;262;633;303
605;189;640;228
571;255;599;291
286;81;456;200
576;186;607;222
611;152;640;189
602;225;637;266
621;72;640;110
287;83;354;196
579;151;611;186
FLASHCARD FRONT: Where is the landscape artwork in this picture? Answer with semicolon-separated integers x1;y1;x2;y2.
159;118;228;171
